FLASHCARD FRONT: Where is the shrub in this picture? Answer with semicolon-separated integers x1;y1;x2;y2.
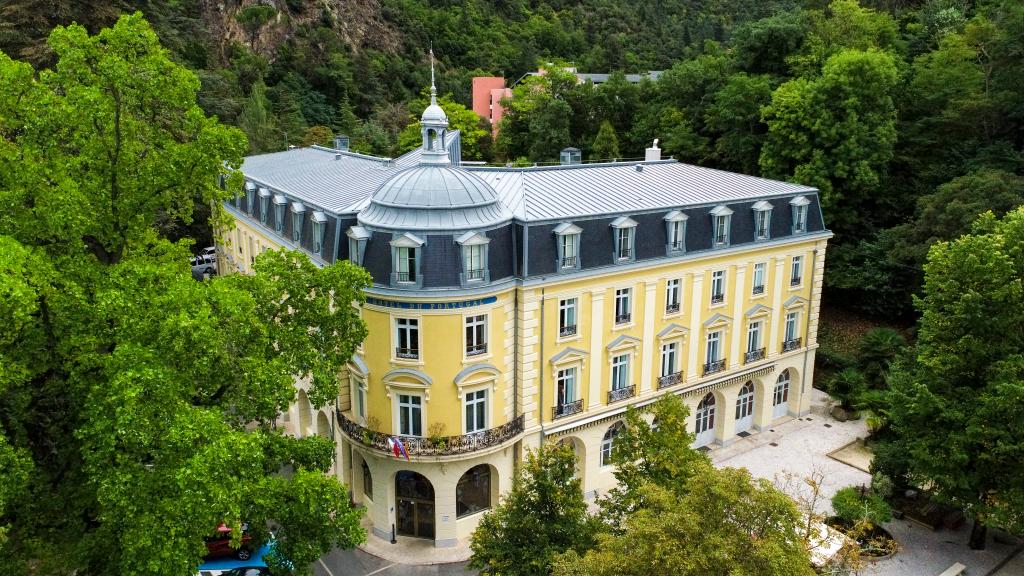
827;367;867;408
857;327;906;384
832;487;892;528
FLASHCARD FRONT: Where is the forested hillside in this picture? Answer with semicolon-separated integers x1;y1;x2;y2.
1;0;1022;317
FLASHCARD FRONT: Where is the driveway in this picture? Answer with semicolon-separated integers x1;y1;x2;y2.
314;547;476;576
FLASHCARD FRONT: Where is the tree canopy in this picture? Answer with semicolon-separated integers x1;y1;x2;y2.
0;14;369;575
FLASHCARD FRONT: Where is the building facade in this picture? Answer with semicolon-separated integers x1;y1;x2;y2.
219;86;831;548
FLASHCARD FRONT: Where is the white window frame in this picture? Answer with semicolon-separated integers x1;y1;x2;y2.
291;202;305;244
791;196;810;234
554;222;582;271
706;330;722;364
664;210;688;254
747;321;763;353
311;211;327;256
752;262;766;296
397;393;423;437
556;367;578;405
346;226;370;265
258;188;271;225
665;278;681;314
785;311;800;342
456;231;490;285
465;313;488;357
464;388;488;433
396;247;416;282
660;341;678;377
273;195;287;235
245;182;256;215
711;270;726;305
710;205;733;247
395;317;420;360
791;255;803;287
614;287;632;325
600;423;622;467
752;200;773;241
611;216;638;262
558;298;578;338
610;353;630;391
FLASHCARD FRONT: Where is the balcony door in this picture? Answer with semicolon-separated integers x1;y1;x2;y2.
694;393;717;447
735;381;754;433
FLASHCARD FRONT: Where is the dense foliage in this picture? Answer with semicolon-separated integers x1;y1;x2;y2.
0;15;369;575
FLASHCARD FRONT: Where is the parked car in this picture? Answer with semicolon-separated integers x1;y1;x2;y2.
191;251;217;280
220;568;271;576
204;524;253;561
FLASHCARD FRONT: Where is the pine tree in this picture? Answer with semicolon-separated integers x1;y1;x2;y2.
590;120;620;161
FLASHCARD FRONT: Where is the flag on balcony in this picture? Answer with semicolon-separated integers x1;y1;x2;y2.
387;437;410;460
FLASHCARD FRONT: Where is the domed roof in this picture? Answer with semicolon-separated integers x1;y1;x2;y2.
359;165;511;231
421;102;447;123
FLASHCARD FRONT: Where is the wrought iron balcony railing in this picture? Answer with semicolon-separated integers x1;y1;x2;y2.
782;337;803;353
791;276;802;286
669;241;684;251
395;271;415;283
552;399;584;420
658;371;683;389
711;294;725;304
665;303;681;314
617;248;632;259
337;411;525;457
396;347;419;360
608;384;636;404
703;359;727;376
559;325;577;338
744;348;766;363
561;256;578;268
466;268;485;281
466;343;488;357
615;313;632;324
752;285;765;295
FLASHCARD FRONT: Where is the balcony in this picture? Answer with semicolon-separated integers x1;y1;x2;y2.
608;384;635;404
617;248;632;260
615;313;632;325
395;271;415;283
466;268;485;281
711;294;725;305
791;276;802;286
658;371;683;389
552;399;584;420
744;348;766;364
338;410;525;457
752;285;765;296
703;359;727;376
466;343;488;357
396;347;419;360
782;337;803;353
665;303;680;314
559;324;578;338
669;241;684;252
561;256;578;268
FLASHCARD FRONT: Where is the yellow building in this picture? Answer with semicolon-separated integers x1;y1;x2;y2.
219;84;831;548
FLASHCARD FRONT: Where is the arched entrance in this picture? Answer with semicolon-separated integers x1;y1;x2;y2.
735;381;755;433
316;411;330;438
395;471;435;539
297;390;312;437
694;393;717;447
773;370;791;420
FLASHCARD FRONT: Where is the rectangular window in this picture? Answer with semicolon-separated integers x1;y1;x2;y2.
752;262;766;295
791;255;803;286
312;220;325;256
785;311;799;342
755;209;771;240
711;270;726;304
274;201;286;234
396;247;416;283
615;288;632;324
355;383;366;420
561;234;578;268
465;389;487;433
557;367;577;405
666;278;681;314
396;318;419;359
465;244;485;281
616;227;633;260
291;211;303;244
248;235;255;267
661;342;678;377
465;314;488;356
793;205;808;234
349;237;359;264
559;298;577;337
398;394;422;437
706;330;722;364
611;354;630;391
714;215;730;246
259;194;270;225
669;220;685;251
747;321;762;353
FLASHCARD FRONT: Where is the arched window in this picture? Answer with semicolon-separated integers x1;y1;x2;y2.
456;464;491;518
735;381;755;420
362;460;373;500
695;393;716;434
774;370;791;406
600;422;624;467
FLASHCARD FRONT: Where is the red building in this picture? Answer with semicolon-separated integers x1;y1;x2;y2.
471;76;512;137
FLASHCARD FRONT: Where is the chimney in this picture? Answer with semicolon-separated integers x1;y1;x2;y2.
645;139;661;162
559;147;582;165
333;135;350;152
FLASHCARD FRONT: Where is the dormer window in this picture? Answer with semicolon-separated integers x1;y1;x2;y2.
258;188;271;225
311;212;327;256
710;205;733;248
554;222;582;271
456;231;490;285
610;216;637;262
664;210;688;255
290;202;305;244
752;200;773;241
245;182;256;215
272;195;287;235
790;196;810;234
346;226;371;265
391;233;425;287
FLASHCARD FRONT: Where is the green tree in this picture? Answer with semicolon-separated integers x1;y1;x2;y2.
704;72;773;174
238;80;278;154
0;14;368;574
300;125;334;147
589;120;620;160
882;208;1024;549
832;486;892;529
553;471;814;576
857;327;906;384
788;0;900;77
760;49;898;235
470;444;598;576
